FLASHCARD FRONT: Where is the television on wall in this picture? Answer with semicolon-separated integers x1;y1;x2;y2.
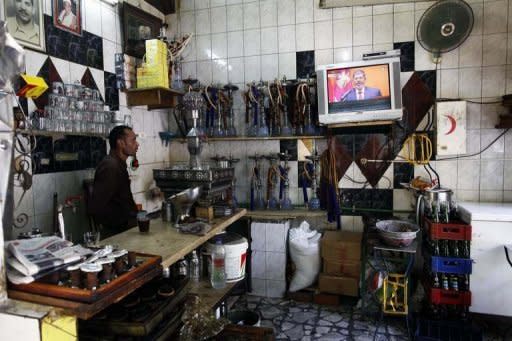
316;57;403;125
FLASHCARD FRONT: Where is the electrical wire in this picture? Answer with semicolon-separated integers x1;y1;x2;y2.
437;128;510;161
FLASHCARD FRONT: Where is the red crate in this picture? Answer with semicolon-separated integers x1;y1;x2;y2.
428;287;472;305
425;218;472;241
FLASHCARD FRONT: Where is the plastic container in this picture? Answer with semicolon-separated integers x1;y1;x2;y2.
227;310;261;327
424;247;473;274
425;218;472;241
415;318;483;341
206;232;248;283
210;239;226;289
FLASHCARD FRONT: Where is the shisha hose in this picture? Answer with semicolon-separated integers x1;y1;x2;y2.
301;162;314;204
320;142;341;229
266;165;278;203
250;165;258;211
278;165;286;199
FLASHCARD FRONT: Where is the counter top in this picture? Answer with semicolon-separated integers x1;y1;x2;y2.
245;208;324;220
101;209;247;268
458;202;512;222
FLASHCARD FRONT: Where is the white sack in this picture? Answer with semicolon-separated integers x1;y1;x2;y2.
288;221;321;292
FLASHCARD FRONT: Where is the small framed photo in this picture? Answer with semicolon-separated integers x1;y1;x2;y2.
3;0;46;52
53;0;82;36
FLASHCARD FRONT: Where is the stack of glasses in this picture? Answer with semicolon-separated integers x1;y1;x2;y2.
32;82;126;136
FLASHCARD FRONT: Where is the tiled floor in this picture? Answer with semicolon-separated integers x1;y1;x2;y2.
232;295;409;341
231;295;509;341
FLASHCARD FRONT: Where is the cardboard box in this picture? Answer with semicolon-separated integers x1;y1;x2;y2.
321;231;362;261
323;259;361;278
318;273;359;297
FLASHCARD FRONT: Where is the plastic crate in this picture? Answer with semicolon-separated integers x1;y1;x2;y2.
415;318;482;341
423;247;473;275
424;218;472;241
429;255;472;274
428;287;471;305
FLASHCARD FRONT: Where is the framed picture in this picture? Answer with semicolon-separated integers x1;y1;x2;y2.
3;0;46;52
53;0;82;36
121;3;162;59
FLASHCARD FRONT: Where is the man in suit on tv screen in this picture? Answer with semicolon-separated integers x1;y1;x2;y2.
342;69;382;101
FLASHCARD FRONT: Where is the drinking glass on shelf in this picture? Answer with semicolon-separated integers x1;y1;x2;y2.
92;89;101;101
52;82;64;95
83;231;100;248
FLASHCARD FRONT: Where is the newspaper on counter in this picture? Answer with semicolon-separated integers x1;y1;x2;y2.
5;236;86;276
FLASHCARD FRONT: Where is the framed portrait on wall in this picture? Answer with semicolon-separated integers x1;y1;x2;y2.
3;0;46;52
121;3;162;58
53;0;82;36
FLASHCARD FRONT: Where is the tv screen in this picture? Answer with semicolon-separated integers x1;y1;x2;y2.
326;63;391;114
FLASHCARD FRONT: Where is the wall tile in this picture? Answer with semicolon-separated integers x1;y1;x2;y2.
459;68;482;98
180;11;196;34
353;6;372;17
466;100;482;129
227;30;244;57
314;2;332;22
261;27;278;54
479;190;503;203
228;57;244;83
480;160;504;190
196;9;211;35
261;54;279;80
314;20;333;50
504;161;512;190
197;60;213;83
373;14;393;44
483;33;507;66
251;250;266;278
196;34;212;61
33;173;56;215
227;5;243;31
440;69;459;98
182;61;197;79
333;19;352;48
353;16;372;46
480;129;505;159
278;25;296;53
211;0;226;7
296;0;314;24
334;47;352;63
250;278;266;296
101;4;116;43
244;56;261;82
265;252;286;280
315;49;333;67
483;0;507;34
482;65;506;97
333;7;352;19
266;279;286;298
244;2;260;29
459;35;483;67
352;45;372;61
212;58;228;83
212;33;228;58
265;222;287;252
482;102;507;129
457;189;479;202
277;0;295;26
195;0;209;9
102;39;116;73
211;6;227;33
244;29;261;56
85;0;102;37
296;23;314;52
260;0;278;28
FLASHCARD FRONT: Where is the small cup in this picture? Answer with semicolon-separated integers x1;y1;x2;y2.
67;264;81;288
138;217;150;233
112;249;128;275
52;82;64;95
97;257;115;283
127;251;137;268
80;263;102;290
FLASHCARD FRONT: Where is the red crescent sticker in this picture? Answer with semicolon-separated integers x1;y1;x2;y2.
444;114;456;135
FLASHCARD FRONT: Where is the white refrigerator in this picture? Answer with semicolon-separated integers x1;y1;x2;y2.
458;202;512;317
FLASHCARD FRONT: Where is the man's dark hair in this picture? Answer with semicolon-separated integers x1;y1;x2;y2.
108;125;132;150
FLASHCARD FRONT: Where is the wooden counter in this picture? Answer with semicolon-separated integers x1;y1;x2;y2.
101;209;247;269
245;208;324;220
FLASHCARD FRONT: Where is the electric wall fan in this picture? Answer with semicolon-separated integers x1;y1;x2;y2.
417;0;474;62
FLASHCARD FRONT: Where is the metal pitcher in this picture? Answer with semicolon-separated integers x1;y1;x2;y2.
416;187;455;225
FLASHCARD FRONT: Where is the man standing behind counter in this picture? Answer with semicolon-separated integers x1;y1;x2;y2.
91;125;139;238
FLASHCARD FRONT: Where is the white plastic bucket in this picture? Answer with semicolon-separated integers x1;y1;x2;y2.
205;232;248;283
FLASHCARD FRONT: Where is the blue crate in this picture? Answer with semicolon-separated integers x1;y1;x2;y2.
429;255;472;274
415;318;482;341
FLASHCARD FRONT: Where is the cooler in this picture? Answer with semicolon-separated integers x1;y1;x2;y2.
458;202;512;317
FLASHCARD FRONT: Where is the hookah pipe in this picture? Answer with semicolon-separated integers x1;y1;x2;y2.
295;82;309;135
301;161;314;205
249;155;262;210
218;90;229;133
320;138;341;229
265;154;279;209
203;85;216;136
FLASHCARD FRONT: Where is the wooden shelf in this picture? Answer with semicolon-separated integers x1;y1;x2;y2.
327;120;394;128
245;208;325;220
188;280;238;311
123;87;184;109
16;129;106;139
164;135;326;143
